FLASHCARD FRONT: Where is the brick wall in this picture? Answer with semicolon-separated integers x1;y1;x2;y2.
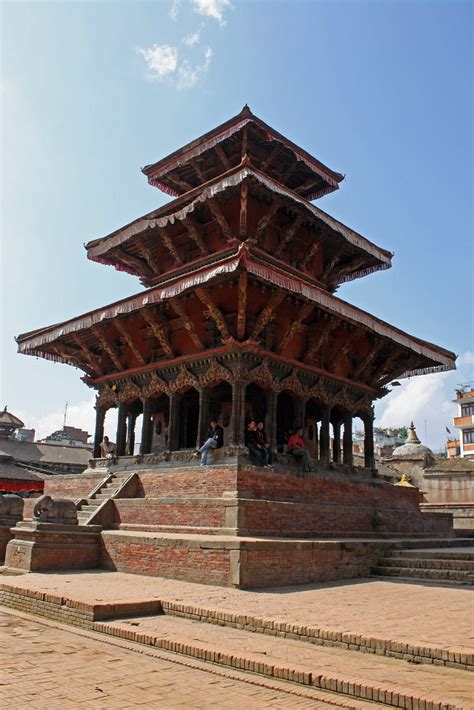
137;468;237;499
100;532;232;586
113;498;228;530
43;472;106;499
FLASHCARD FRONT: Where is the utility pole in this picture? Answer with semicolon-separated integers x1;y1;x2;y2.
63;401;68;430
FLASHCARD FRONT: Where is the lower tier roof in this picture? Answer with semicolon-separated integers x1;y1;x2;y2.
16;248;455;390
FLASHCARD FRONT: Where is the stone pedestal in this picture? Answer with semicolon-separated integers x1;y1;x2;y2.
0;517;22;563
4;521;101;573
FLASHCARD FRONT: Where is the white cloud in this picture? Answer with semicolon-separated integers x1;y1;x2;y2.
183;30;201;47
176;46;212;89
169;0;180;21
138;44;178;79
193;0;231;25
374;350;474;451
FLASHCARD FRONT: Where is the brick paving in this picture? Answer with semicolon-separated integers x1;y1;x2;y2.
0;610;366;709
2;569;473;654
99;612;474;709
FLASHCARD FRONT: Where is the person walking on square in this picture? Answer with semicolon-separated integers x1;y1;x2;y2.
256;421;273;466
287;427;312;472
196;419;224;466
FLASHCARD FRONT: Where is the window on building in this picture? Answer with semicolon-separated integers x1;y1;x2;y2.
461;403;474;417
463;429;474;445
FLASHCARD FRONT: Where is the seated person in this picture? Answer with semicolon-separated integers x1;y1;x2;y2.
287;428;312;472
100;436;116;459
245;420;269;467
197;419;224;466
256;421;273;466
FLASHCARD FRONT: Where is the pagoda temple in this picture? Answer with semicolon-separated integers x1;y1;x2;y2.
11;107;459;587
17;105;455;467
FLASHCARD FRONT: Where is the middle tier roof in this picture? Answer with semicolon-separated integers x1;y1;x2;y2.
86;163;392;292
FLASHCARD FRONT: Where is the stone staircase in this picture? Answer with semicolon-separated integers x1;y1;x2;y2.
77;472;134;525
372;547;474;585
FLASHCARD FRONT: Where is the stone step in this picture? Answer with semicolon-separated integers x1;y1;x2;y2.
372;565;474;584
95;613;473;710
381;556;474;571
387;548;474;561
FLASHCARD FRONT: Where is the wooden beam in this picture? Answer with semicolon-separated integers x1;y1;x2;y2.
135;240;161;275
282;160;298;182
215;144;231;171
261;144;279;171
300;237;322;269
377;356;420;386
91;325;123;372
329;329;360;370
332;255;368;282
48;342;83;368
251;202;280;244
304;316;339;363
156;227;183;265
369;349;402;386
353;341;385;380
170;297;204;349
278;302;313;354
195;288;232;341
320;253;341;282
275;214;304;258
237;271;248;340
251;290;286;340
115;246;153;278
241;125;248;160
141;309;174;358
186;217;208;255
71;333;104;376
207;198;235;243
239;180;248;239
114;319;146;366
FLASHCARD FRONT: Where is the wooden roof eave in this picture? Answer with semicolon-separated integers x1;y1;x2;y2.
141;106;344;193
16;250;456;377
86;164;392;273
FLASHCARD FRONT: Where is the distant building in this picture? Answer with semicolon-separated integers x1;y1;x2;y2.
452;387;474;459
0;406;91;476
16;428;35;443
40;425;92;449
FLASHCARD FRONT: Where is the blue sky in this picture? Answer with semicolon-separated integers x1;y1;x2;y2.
1;0;472;450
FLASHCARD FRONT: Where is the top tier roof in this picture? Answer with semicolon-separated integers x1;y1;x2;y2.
142;105;344;201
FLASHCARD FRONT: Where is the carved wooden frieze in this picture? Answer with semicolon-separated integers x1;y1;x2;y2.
199;361;232;387
117;380;142;403
248;358;275;388
142;372;170;398
169;364;199;393
96;385;118;408
278;369;304;397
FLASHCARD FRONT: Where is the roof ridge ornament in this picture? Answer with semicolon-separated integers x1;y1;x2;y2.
407;421;421;444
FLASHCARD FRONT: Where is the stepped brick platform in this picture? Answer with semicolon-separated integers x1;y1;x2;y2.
1;571;473;709
25;461;455;587
373;546;474;585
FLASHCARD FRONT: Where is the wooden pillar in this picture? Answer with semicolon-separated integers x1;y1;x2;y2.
294;397;306;430
313;419;319;460
231;380;247;446
140;397;153;455
343;412;353;465
116;403;128;457
320;405;331;462
364;411;375;469
93;405;106;458
266;390;278;451
168;393;180;451
332;419;342;463
196;387;210;449
126;412;137;455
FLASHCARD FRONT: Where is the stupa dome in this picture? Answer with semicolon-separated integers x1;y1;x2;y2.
391;422;434;461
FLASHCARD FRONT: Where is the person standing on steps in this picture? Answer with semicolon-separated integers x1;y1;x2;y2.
196;418;224;466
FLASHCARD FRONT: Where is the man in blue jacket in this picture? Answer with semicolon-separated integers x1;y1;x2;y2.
196;418;224;466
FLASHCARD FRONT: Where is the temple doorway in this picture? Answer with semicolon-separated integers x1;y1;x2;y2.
178;389;199;449
276;391;295;450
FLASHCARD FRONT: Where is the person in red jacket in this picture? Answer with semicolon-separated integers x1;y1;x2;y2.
287;427;312;472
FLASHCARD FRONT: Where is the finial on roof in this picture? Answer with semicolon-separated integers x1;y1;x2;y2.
240;104;252;116
394;472;417;488
3;406;6;413
407;421;420;444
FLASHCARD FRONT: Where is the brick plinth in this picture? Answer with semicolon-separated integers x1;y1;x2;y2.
4;521;101;573
0;519;23;563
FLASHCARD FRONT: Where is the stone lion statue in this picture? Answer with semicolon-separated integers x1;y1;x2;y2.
0;493;24;519
33;495;78;525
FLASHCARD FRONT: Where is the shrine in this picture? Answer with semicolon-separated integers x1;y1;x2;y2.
14;106;457;587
